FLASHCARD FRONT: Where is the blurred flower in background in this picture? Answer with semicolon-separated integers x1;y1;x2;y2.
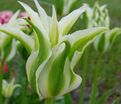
0;11;13;25
2;78;20;98
3;63;8;74
82;3;121;53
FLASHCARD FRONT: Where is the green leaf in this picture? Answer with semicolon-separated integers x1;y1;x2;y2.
54;0;64;15
112;97;120;104
97;89;112;104
16;41;29;60
64;93;72;104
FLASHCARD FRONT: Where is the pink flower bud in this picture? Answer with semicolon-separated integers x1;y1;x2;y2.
0;17;4;25
0;11;13;24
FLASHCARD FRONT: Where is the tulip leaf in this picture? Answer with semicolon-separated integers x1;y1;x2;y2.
97;89;112;104
54;0;64;15
64;93;72;104
112;97;120;104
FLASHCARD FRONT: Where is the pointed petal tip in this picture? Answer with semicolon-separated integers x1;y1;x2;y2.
34;0;41;7
18;1;28;8
18;1;23;5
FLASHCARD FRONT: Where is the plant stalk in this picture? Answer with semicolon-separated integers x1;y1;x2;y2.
0;59;4;104
90;53;103;104
64;93;72;104
45;98;55;104
79;47;90;104
4;98;9;104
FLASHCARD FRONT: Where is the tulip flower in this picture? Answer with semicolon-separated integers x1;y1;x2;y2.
0;11;20;61
82;3;121;53
83;3;110;28
94;28;121;53
0;11;20;104
2;78;20;98
0;0;107;102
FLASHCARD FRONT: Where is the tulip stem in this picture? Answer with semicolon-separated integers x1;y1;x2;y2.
90;53;103;104
0;59;4;104
79;47;90;104
4;98;9;104
45;98;55;104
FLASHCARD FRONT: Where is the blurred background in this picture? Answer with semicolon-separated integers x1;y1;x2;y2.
0;0;121;104
0;0;121;27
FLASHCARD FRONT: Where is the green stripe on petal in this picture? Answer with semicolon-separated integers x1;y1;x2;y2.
49;6;59;47
26;19;51;64
26;20;51;90
25;19;39;51
48;42;70;96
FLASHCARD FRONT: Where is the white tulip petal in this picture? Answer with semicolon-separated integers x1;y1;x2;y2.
34;0;49;33
0;25;34;53
59;6;86;35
